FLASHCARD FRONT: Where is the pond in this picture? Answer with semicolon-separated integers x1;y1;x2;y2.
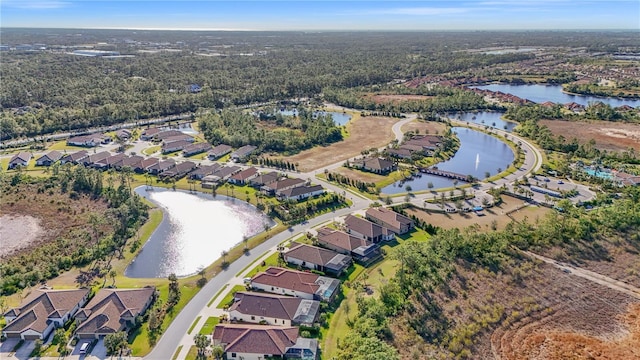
448;111;517;132
382;127;515;194
474;84;640;108
125;187;274;278
279;109;352;126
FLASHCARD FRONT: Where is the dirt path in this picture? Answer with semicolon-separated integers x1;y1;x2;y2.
522;250;640;300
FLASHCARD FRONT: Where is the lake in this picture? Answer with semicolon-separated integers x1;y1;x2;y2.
125;187;274;278
382;127;515;193
474;84;640;108
448;111;517;132
279;109;352;126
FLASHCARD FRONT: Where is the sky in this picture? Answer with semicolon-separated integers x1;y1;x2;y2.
1;0;639;31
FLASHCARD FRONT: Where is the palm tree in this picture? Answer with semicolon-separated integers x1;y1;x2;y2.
194;333;209;359
109;269;117;287
212;345;224;360
221;250;228;265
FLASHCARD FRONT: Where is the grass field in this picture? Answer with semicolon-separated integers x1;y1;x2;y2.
216;285;246;309
198;316;220;335
283;115;399;172
400;119;447;135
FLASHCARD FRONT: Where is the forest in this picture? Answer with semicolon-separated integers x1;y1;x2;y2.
335;187;640;359
0;166;149;295
198;107;343;154
3;30;638;140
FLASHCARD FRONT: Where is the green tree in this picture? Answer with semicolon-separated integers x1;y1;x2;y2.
194;333;209;359
104;331;128;357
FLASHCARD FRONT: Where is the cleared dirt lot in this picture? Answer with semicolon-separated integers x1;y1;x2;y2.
541;119;640;153
400;119;447;135
283;115;398;172
331;166;387;183
368;94;434;104
0;215;42;257
405;195;551;231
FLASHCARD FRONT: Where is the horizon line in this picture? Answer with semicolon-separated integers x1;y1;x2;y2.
2;26;639;32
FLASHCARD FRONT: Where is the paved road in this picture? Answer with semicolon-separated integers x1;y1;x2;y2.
146;196;371;359
523;250;640;300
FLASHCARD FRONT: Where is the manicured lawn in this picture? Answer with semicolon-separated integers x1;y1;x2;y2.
187;316;201;335
47;140;88;151
198;316;220;335
216;285;246;309
185;345;198;360
142;145;161;155
244;251;282;278
172;345;183;360
207;284;229;307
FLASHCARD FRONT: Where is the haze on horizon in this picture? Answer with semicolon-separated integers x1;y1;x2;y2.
1;0;639;31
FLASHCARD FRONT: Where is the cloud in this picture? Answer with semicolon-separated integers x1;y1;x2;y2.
366;7;470;16
2;0;71;9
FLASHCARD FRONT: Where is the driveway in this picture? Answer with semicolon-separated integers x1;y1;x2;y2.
87;339;107;359
0;338;35;360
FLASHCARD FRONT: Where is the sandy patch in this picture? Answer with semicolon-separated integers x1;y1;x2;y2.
369;94;434;104
541;120;640;153
0;215;43;257
400;119;447;135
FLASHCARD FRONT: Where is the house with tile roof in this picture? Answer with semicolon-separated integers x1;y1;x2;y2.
351;156;395;174
283;244;352;277
60;150;88;165
228;292;320;327
2;289;89;340
344;215;395;243
365;207;415;234
8;152;32;169
35;151;63;166
207;144;233;160
74;288;156;339
316;227;381;265
277;184;325;201
211;324;318;360
228;167;259;185
249;267;340;302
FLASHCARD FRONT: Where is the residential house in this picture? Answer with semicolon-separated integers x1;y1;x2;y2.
212;324;318;360
2;289;89;340
207;144;232;160
189;163;221;180
228;167;259;185
60;150;88;165
159;161;196;179
162;134;194;145
351;157;395;174
140;127;161;141
92;153;126;169
365;207;414;235
228;292;320;327
261;178;306;196
153;130;184;142
8;152;32;169
230;145;257;162
148;159;176;175
201;166;241;188
75;288;156;339
344;215;394;243
249;171;279;188
183;142;211;157
67;133;110;147
284;243;352;277
115;129;131;141
80;151;111;167
162;140;191;154
134;157;159;173
278;185;325;201
35;151;62;166
113;155;144;171
316;227;381;264
249;267;340;302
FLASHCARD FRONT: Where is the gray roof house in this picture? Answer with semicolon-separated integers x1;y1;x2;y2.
284;243;352;277
228;292;320;327
35;151;62;166
8;152;32;169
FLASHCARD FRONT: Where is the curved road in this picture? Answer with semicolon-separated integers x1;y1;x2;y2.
147;110;546;359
